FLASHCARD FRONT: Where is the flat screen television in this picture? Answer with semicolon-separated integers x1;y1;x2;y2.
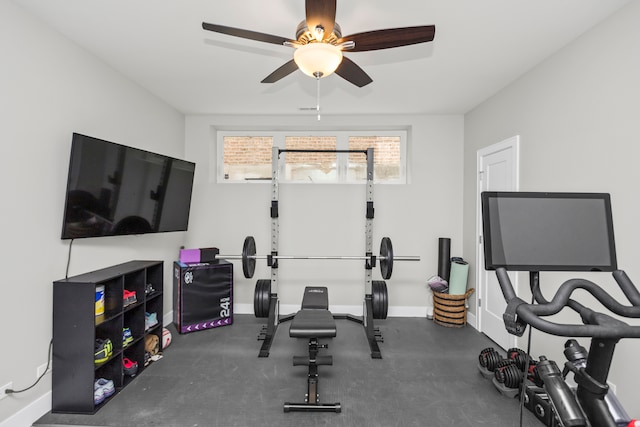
481;192;617;272
61;133;196;239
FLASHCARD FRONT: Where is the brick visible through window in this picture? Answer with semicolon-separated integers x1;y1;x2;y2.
348;136;401;181
218;131;406;183
285;136;337;182
223;136;273;180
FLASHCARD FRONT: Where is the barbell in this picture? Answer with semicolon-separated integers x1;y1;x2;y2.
217;236;420;280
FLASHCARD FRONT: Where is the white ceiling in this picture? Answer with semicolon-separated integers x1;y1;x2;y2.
11;0;630;116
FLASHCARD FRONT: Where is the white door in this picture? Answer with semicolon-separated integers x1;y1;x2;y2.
476;136;519;350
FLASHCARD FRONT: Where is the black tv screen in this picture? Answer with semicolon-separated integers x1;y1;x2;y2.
61;133;196;239
481;192;617;272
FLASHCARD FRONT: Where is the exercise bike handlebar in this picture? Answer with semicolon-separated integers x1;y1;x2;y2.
495;268;640;339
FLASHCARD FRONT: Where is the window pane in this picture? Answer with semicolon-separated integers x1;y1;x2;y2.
223;136;273;180
284;136;337;182
348;136;401;181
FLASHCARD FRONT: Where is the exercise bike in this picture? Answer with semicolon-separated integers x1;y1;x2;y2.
496;268;640;427
481;191;640;427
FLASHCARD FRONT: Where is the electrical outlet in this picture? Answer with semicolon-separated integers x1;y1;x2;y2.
37;363;50;378
0;382;13;400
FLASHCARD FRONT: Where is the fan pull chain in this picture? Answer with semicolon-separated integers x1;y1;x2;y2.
315;72;321;121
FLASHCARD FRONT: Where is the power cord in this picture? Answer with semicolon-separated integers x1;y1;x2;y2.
518;322;534;426
65;238;74;279
5;339;53;395
518;284;537;427
7;240;72;395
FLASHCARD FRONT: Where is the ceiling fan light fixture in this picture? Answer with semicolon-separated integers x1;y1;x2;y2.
294;42;343;78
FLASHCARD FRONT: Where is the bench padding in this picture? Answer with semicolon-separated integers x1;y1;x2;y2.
300;286;329;310
289;286;336;338
290;309;337;338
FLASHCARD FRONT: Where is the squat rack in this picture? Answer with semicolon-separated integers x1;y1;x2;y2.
257;146;387;359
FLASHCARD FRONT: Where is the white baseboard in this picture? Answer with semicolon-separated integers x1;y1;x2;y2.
0;391;51;427
163;311;173;327
174;304;472;322
388;306;428;317
467;311;478;330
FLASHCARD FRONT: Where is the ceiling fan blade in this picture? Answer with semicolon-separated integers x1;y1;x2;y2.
202;22;294;46
305;0;336;40
334;57;373;88
338;25;435;52
261;60;299;83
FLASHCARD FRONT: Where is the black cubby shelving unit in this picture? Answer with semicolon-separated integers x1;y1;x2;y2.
52;261;163;414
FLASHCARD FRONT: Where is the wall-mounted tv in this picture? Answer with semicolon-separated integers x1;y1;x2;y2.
61;133;196;239
481;191;617;272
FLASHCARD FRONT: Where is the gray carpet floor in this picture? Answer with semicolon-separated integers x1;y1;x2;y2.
35;314;541;427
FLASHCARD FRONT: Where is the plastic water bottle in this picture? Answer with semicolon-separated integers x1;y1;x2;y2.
537;356;587;425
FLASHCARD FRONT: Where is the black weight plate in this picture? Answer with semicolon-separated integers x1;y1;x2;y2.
260;279;270;318
381;281;388;319
258;280;265;317
375;282;382;319
372;285;380;320
379;237;394;280
372;280;388;320
242;236;257;279
257;279;265;318
262;280;272;317
259;279;267;318
371;280;381;320
253;279;271;318
253;280;262;317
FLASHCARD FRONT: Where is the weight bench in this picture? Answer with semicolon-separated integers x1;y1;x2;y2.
283;286;341;413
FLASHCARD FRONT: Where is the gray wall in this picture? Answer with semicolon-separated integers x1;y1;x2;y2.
184;114;464;314
463;1;640;410
0;2;186;424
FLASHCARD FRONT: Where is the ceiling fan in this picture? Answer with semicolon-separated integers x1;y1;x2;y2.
202;0;436;88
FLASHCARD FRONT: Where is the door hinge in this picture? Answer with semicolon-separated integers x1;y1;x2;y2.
479;235;483;244
479;170;485;180
478;298;482;308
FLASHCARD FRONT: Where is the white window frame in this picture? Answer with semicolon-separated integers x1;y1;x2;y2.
216;130;407;184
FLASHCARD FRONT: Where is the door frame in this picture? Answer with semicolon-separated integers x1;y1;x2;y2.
475;136;520;347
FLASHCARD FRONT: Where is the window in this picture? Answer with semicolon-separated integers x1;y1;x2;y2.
348;136;402;182
222;136;273;181
217;130;407;184
284;136;337;183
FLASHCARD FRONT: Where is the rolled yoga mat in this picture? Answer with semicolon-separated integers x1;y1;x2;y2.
448;259;469;295
437;238;451;282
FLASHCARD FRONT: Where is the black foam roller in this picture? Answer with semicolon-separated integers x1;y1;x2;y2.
438;238;451;282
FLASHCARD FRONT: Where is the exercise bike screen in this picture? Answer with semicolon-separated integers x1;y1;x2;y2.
481;192;617;272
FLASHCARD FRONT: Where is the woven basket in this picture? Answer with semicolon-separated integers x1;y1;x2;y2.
432;288;475;328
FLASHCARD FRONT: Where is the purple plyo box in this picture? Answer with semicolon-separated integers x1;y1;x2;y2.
173;261;234;334
179;247;220;264
179;248;201;264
